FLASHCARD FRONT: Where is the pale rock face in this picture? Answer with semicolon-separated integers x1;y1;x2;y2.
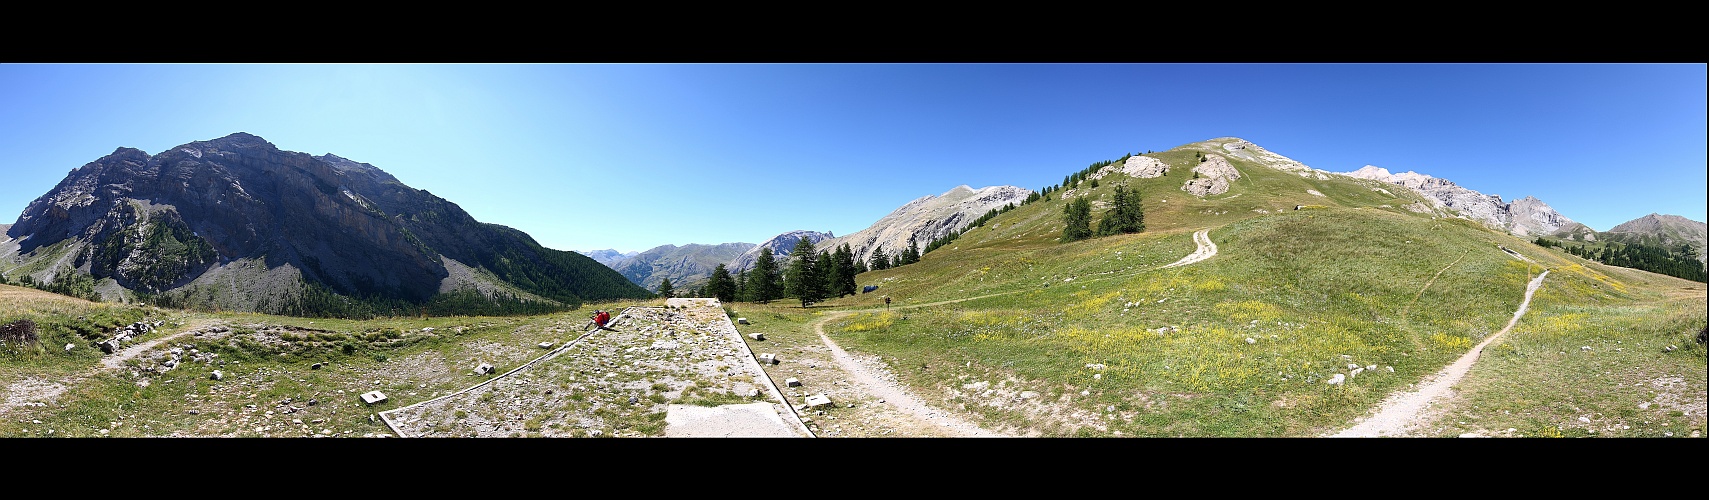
815;185;1032;266
1181;154;1241;197
1342;165;1592;238
1090;155;1170;180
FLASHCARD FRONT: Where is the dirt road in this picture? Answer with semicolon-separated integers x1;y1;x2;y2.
1327;269;1550;437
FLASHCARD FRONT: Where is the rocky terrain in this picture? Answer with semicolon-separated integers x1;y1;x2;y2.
814;185;1031;267
1343;165;1593;239
0;132;649;312
606;242;754;292
728;230;834;274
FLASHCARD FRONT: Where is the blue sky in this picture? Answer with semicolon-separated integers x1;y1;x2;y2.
2;63;1703;254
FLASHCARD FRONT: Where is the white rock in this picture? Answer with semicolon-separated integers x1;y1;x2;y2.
1326;374;1346;385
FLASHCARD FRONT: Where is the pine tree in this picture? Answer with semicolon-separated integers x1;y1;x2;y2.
656;277;674;298
869;244;889;271
735;269;749;302
1096;182;1145;236
748;248;782;304
900;237;921;265
783;238;824;308
706;263;737;303
831;244;858;297
1062;196;1093;242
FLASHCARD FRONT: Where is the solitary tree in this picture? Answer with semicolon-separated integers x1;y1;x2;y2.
656;277;674;298
832;243;858;297
1062;196;1093;242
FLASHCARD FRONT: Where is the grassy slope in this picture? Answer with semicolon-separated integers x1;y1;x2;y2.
802;140;1705;437
3;139;1702;438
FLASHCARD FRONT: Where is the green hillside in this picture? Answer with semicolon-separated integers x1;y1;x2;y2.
793;138;1706;437
3;137;1701;438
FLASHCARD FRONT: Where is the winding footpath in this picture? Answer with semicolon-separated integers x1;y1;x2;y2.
1328;269;1550;437
804;227;1221;437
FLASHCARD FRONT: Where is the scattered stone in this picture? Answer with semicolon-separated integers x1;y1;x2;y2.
1085;363;1105;370
539;342;554;349
210;370;223;381
64;343;74;352
749;333;765;341
360;391;388;405
804;394;832;408
476;363;495;375
1245;337;1256;344
758;353;778;365
311;362;322;370
1326;374;1346;385
737;318;750;325
786;378;802;387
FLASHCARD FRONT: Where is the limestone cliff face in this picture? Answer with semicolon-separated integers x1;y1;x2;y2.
1;132;648;312
814;185;1032;267
1342;165;1591;239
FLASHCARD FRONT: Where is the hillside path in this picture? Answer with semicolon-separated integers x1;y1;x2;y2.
1328;269;1550;437
3;318;219;418
810;311;1004;437
1161;229;1217;268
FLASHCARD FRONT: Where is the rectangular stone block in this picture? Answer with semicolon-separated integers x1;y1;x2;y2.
360;391;388;405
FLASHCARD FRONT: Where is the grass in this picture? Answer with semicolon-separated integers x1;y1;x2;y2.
3;138;1702;438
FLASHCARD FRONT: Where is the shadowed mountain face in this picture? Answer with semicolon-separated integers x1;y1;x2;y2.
1;132;649;314
607;242;755;291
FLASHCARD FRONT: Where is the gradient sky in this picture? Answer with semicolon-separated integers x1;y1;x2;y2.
2;63;1703;254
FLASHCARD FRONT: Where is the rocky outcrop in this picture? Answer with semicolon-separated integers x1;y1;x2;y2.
1343;165;1592;239
1090;155;1169;180
729;230;834;274
2;132;649;313
1181;155;1242;197
814;185;1032;267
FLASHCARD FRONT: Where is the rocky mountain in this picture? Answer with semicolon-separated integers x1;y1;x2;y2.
1343;165;1595;239
607;242;755;292
728;230;834;274
1602;213;1708;265
579;249;639;267
0;132;650;316
815;185;1032;267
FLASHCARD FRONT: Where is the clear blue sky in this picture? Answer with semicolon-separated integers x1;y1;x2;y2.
2;63;1703;254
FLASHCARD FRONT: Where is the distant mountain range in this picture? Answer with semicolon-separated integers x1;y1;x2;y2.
0;132;651;316
603;242;754;292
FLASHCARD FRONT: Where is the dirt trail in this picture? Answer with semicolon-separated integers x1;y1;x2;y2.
811;311;1004;437
2;318;218;417
1328;269;1550;437
1161;229;1216;269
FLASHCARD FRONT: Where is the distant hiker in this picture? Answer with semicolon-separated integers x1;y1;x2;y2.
591;310;611;329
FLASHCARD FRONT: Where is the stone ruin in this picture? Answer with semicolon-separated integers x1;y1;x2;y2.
97;320;165;354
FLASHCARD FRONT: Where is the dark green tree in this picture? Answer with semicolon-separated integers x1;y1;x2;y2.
706;263;737;303
656;277;674;298
735;269;749;302
1062;196;1093;242
783;238;825;307
831;243;858;297
900;237;921;265
869;244;890;271
747;248;782;304
1096;182;1145;236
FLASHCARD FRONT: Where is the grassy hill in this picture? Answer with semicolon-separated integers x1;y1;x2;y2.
2;138;1702;438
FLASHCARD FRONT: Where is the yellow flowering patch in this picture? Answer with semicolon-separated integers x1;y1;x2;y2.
842;311;896;332
1066;290;1123;315
1430;332;1472;349
1193;279;1227;292
1215;300;1283;322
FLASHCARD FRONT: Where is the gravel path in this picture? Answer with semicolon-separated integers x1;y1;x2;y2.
1161;229;1217;269
1327;269;1550;437
811;311;1006;437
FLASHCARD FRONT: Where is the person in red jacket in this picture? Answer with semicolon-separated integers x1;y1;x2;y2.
591;310;611;329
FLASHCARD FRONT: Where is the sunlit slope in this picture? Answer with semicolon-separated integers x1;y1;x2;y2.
809;137;1685;436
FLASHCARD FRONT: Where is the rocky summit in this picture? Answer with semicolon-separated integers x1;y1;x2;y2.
0;132;649;315
815;185;1031;267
